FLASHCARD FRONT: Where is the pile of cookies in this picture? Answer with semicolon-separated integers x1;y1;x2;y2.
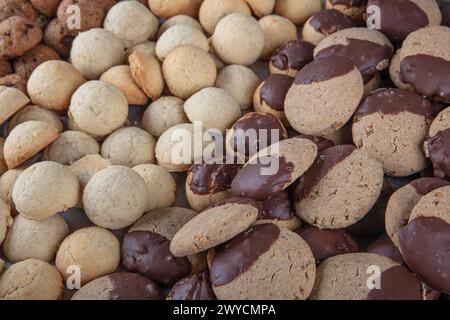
0;0;449;300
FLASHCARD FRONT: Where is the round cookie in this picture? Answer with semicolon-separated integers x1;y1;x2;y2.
183;87;241;133
13;44;60;79
125;41;156;62
274;0;322;24
148;0;197;19
210;224;316;300
157;15;203;39
72;272;164;300
302;9;354;45
0;73;28;94
294;145;384;229
314;27;393;83
0;85;29;126
325;0;367;21
129;50;165;101
0;259;63;300
28;60;86;111
0;0;37;21
253;74;294;126
0;199;12;245
389;49;414;91
258;15;297;60
215;65;261;110
167;271;217;300
43;130;100;165
68;80;128;137
211;13;265;66
352;88;435;177
244;0;275;17
101;127;156;167
231;138;318;200
367;234;404;265
162;45;217;99
0;59;12;77
30;0;62;17
104;1;159;48
399;26;450;102
3;214;69;263
69;154;111;188
285;56;364;136
9;105;62;134
0;16;43;60
56;226;120;285
43;18;78;58
12;161;79;220
57;0;105;32
0;169;23;211
142;96;188;138
70;28;125;80
4;121;59;169
133;164;176;212
199;0;251;35
425;107;450;178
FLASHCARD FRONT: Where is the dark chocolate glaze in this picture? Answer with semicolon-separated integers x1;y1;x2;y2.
442;3;450;27
270;40;314;71
329;0;367;5
261;190;294;220
409;177;450;195
187;162;239;195
295;145;356;201
260;74;294;111
354;88;435;121
167;271;217;300
315;38;392;82
366;234;404;264
122;231;191;287
295;226;359;263
231;112;287;157
367;266;423;300
210;224;280;286
399;216;450;293
294;56;355;85
427;128;450;178
400;54;450;102
310;9;354;35
296;135;335;152
108;272;164;300
231;155;294;200
367;0;428;42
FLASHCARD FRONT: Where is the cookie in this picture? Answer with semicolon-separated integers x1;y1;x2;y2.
167;271;217;300
0;73;28;94
231;137;318;200
3;214;68;263
199;0;251;35
274;0;322;24
56;226;120;285
399;26;450;102
0;86;29;126
0;199;12;245
0;0;37;21
367;234;404;265
295;226;359;263
57;0;105;32
210;224;316;300
157;14;203;39
0;259;63;300
244;0;275;17
441;1;450;26
295;134;335;152
43;18;77;58
294;145;384;229
8;105;63;134
0;16;42;60
125;41;156;62
30;0;62;17
129;50;165;101
325;0;367;20
0;169;23;211
72;273;164;300
285;56;364;136
162;45;217;99
212;13;265;66
83;165;148;229
425;107;450;178
258;15;297;60
13;45;60;79
303;9;354;45
148;0;197;19
389;49;414;91
352;88;435;176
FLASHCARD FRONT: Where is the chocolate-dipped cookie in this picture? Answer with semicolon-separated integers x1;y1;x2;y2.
325;0;367;21
303;9;354;45
367;234;404;265
389;49;414;91
210;224;316;300
441;1;450;26
285;56;364;136
296;134;335;152
294;145;384;229
167;271;217;300
269;40;315;77
425;107;450;178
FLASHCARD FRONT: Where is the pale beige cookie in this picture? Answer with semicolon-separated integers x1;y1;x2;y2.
275;0;322;24
429;107;450;138
12;161;80;220
0;85;29;125
0;199;12;245
101;127;156;167
100;65;148;106
3;214;69;262
212;13;264;66
69;154;111;189
389;49;414;91
157;15;203;39
13;44;60;79
142;96;188;137
409;185;450;224
8;105;63;133
4;121;59;169
125;41;156;62
0;259;63;300
258;15;297;60
0;169;23;210
42;130;100;165
244;0;275;17
104;1;159;48
70;28;125;80
199;0;251;35
129;50;165;101
183;87;241;133
148;0;196;19
68;81;128;137
83;165;148;229
56;226;120;285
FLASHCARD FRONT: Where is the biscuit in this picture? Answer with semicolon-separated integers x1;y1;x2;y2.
389;49;414;91
425;107;450;178
13;44;60;79
157;15;203;39
325;0;367;21
148;0;196;19
129;50;165;101
269;40;315;77
303;9;354;45
199;0;251;35
258;15;297;60
9;105;64;134
0;86;29;126
0;169;23;211
274;0;322;24
244;0;275;17
367;234;404;265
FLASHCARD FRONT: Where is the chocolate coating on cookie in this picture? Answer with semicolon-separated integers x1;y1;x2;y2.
261;191;293;221
329;0;366;5
426;128;450;178
167;271;217;300
410;176;450;195
296;135;335;152
367;234;404;264
294;56;355;84
122;230;192;287
260;75;294;111
442;3;450;26
270;40;314;73
309;9;354;35
108;273;164;300
187;163;239;195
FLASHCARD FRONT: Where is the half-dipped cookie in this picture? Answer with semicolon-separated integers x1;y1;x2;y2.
367;234;404;265
269;40;315;77
424;107;450;178
303;9;354;45
167;271;217;300
325;0;367;21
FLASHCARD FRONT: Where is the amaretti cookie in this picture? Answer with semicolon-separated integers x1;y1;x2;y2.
231;138;317;200
425;107;450;178
0;0;37;21
0;199;12;245
167;271;217;300
399;26;450;102
148;0;198;19
199;0;251;35
303;9;354;45
157;15;203;39
210;224;316;300
258;15;297;60
13;44;60;79
285;56;364;136
274;0;322;24
56;226;120;285
367;234;404;265
83;165;148;229
72;273;164;300
325;0;367;20
69;154;111;189
129;50;165;101
0;85;29;126
244;0;275;17
352;88;435;176
294;145;384;229
0;259;63;300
